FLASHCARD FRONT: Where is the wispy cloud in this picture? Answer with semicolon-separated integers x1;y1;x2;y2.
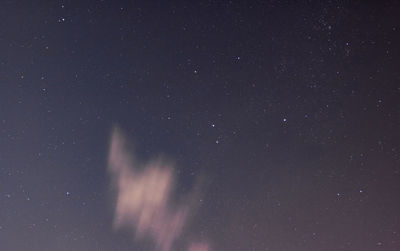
107;126;209;251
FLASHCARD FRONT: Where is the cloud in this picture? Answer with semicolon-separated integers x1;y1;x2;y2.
107;127;209;251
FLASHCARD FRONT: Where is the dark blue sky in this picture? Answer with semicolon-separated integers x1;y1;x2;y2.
0;1;399;250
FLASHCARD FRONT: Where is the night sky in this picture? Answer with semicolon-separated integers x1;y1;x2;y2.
1;1;400;250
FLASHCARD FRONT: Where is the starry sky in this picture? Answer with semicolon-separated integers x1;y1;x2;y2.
1;1;400;250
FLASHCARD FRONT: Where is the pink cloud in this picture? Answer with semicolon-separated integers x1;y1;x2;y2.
108;127;209;251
